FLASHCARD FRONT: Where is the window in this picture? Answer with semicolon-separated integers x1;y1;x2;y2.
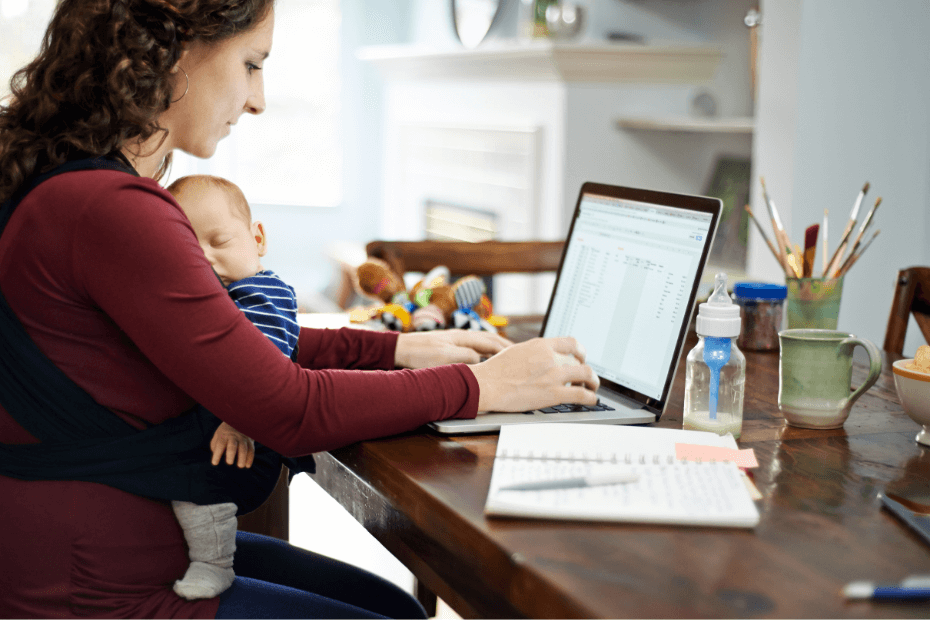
168;0;342;207
0;0;57;96
1;0;342;208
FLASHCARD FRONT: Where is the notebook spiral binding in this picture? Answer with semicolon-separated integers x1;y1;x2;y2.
497;449;676;466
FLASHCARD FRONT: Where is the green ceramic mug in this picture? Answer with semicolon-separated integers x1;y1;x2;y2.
778;329;882;428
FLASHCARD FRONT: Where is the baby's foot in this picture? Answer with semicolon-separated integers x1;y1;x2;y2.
173;561;235;600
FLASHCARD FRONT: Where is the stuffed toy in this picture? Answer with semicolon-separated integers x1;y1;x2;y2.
355;257;414;331
354;258;505;333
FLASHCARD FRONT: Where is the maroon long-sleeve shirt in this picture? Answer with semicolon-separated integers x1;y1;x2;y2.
0;169;478;618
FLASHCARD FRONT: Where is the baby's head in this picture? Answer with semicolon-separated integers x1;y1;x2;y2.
167;175;266;286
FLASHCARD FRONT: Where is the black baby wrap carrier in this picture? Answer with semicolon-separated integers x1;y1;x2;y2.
0;156;312;514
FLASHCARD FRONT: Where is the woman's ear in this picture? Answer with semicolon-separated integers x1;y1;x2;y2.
171;47;190;74
252;221;267;257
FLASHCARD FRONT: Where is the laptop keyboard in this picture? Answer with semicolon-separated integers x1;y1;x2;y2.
522;400;616;415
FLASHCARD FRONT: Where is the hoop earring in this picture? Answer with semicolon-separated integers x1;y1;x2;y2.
170;67;189;104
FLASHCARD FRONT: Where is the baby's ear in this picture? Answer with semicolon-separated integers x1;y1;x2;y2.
252;221;267;257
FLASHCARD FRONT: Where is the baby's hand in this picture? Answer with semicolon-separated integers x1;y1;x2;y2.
210;422;255;468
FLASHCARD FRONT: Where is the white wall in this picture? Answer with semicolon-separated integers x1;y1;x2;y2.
254;0;414;303
276;0;930;357
752;0;930;353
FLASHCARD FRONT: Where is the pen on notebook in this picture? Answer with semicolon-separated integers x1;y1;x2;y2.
843;575;930;600
498;472;639;491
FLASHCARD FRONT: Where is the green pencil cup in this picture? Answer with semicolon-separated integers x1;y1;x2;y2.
786;277;844;330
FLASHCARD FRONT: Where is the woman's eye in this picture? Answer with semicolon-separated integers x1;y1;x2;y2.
247;62;262;75
213;238;232;247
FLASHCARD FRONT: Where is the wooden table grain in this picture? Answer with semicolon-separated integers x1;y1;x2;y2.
311;321;930;618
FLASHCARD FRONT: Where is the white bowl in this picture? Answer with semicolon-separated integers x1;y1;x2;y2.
892;359;930;446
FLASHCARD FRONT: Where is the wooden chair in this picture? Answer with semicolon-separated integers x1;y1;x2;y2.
884;266;930;354
365;239;565;281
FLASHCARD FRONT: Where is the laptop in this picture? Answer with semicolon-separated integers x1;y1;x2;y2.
430;182;722;434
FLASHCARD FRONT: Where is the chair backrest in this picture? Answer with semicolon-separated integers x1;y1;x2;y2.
365;240;565;280
884;266;930;354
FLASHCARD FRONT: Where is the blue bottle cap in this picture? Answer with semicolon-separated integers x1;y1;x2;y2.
733;282;787;300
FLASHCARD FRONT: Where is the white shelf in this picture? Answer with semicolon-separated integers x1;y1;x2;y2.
358;42;724;84
616;116;755;134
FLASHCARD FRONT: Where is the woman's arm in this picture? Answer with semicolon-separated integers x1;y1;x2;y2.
296;324;512;371
71;177;479;456
295;327;399;370
66;175;597;456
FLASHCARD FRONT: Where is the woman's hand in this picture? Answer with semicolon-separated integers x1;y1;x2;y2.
210;422;255;468
394;329;512;368
468;337;600;412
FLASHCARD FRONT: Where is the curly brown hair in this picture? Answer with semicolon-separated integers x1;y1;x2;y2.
0;0;275;203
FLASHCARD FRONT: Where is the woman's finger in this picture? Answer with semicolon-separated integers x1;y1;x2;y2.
451;346;481;365
558;364;600;392
555;384;600;406
453;330;512;354
225;440;238;466
549;336;586;362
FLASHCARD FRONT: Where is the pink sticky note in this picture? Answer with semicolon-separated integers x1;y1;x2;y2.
675;443;759;469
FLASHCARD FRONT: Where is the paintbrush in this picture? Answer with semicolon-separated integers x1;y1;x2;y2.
803;224;819;278
831;196;881;277
785;245;803;279
759;177;794;275
822;209;829;276
744;204;787;273
836;229;880;278
825;181;869;277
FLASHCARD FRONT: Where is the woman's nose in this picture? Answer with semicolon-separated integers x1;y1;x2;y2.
245;77;266;115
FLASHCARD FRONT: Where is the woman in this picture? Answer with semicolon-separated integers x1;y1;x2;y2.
0;0;599;617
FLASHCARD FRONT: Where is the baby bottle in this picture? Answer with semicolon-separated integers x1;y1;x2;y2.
683;273;746;439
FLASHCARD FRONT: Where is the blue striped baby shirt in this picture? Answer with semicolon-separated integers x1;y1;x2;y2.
227;270;300;357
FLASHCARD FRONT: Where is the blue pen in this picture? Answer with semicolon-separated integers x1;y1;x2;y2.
843;576;930;600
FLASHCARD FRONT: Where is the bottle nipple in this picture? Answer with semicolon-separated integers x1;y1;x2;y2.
708;272;731;306
697;273;740;420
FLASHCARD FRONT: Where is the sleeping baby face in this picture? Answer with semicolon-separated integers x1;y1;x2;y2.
174;181;267;287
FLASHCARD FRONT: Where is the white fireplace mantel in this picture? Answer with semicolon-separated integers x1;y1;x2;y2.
357;42;723;83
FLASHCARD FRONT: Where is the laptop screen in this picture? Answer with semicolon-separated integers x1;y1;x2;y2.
541;184;720;412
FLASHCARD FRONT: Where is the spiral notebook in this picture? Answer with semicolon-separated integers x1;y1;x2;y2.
484;423;760;528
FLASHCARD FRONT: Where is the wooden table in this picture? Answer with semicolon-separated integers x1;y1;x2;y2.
310;318;930;618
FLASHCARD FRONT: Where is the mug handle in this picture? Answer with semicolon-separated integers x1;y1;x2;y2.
839;337;883;408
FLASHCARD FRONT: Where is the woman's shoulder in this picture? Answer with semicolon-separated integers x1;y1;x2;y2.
44;166;177;205
31;167;189;230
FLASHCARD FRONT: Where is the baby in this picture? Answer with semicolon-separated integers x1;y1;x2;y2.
166;174;301;600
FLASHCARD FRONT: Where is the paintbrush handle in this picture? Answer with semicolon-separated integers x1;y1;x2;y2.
745;205;787;274
776;229;800;277
803;226;818;278
825;220;856;278
822;209;829;276
836;230;880;278
845;199;881;261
